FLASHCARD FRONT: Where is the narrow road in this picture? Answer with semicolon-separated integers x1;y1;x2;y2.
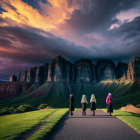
46;110;140;140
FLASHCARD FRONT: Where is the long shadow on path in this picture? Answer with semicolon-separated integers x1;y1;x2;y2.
46;110;140;140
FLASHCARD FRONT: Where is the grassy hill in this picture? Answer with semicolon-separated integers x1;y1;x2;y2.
0;81;140;109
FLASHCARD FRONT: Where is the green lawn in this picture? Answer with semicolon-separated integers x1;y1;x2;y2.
0;108;139;140
28;108;68;140
1;81;140;109
0;109;68;140
101;109;140;134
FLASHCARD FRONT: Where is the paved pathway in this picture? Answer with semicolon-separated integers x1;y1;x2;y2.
46;110;140;140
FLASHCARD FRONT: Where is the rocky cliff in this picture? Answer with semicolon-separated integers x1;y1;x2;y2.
117;62;128;78
47;55;73;82
0;82;31;100
10;55;139;84
75;59;96;82
4;55;140;99
96;59;118;82
127;56;140;81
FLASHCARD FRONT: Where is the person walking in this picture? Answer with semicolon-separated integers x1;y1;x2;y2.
69;94;74;116
81;95;88;116
90;94;97;116
106;93;113;116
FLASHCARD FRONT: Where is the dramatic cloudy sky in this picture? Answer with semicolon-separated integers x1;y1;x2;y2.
0;0;140;80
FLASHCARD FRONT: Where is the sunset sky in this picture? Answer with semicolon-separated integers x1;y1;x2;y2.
0;0;140;80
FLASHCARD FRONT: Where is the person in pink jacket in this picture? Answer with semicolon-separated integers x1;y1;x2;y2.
106;93;113;116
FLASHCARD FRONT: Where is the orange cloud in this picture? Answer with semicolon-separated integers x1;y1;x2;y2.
0;0;87;32
0;0;95;45
0;0;56;30
38;0;90;23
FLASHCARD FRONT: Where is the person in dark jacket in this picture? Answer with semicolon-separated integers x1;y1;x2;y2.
69;94;74;115
90;94;97;116
106;93;113;116
81;95;88;115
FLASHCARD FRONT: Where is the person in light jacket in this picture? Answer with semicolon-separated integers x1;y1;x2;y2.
69;94;74;116
90;94;97;116
106;93;113;116
81;95;88;115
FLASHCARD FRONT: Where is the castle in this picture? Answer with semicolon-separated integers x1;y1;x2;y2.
9;55;140;83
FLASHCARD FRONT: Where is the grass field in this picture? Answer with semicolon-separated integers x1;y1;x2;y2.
0;108;139;140
0;108;68;140
0;80;139;139
0;81;140;110
101;109;140;134
28;108;68;140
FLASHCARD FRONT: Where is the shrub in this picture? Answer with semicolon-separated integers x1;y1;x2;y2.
136;104;140;108
37;104;48;109
9;107;15;112
13;104;34;113
0;107;15;116
0;107;10;115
